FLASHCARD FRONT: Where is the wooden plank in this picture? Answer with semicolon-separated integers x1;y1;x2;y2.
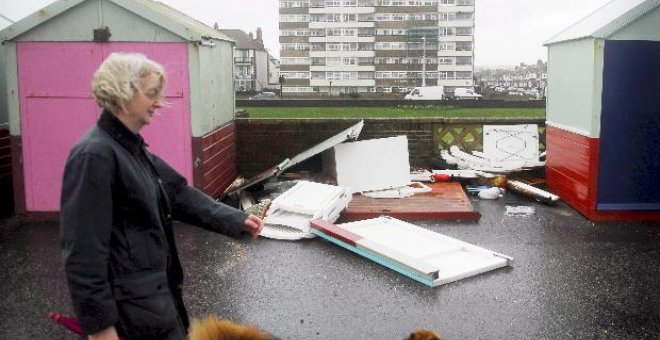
342;182;479;221
310;219;362;247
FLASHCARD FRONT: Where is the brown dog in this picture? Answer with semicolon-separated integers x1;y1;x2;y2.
189;315;441;340
406;329;442;340
188;315;273;340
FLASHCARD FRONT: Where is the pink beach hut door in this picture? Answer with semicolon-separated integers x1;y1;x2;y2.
18;42;191;212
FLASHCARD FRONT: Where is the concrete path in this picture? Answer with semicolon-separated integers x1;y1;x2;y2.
1;195;659;339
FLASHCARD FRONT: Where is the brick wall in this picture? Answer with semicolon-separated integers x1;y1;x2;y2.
235;118;545;177
192;122;238;198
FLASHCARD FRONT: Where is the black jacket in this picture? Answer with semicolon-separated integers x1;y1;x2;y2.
60;111;248;339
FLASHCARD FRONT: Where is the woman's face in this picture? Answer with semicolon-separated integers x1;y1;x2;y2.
123;72;163;132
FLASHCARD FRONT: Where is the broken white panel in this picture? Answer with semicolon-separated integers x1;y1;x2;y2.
483;124;540;163
334;136;411;193
447;145;542;173
262;210;316;240
361;182;431;199
270;180;351;216
410;170;434;182
432;169;495;179
311;216;513;287
261;181;352;240
276;120;364;176
260;223;312;241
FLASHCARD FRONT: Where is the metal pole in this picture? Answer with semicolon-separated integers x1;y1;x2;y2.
422;36;426;87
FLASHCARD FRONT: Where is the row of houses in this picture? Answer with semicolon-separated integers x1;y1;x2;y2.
477;61;547;90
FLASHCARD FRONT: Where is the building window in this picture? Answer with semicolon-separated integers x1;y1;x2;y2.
280;14;310;22
455;41;472;51
456;56;472;66
282;86;314;93
455;71;472;79
281;43;311;51
281;71;311;79
456;27;473;36
281;58;311;65
280;1;310;8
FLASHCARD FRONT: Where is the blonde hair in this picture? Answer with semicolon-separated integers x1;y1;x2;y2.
91;53;166;113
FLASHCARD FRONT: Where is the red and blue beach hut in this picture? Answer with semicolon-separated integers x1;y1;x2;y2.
545;0;660;221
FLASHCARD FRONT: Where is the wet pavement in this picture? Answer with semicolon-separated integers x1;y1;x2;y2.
1;194;659;339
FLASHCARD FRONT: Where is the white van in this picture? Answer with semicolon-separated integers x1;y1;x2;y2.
453;88;482;100
404;86;445;100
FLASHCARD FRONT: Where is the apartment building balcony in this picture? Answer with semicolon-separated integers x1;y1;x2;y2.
309;6;374;14
309;36;375;43
438;35;473;42
374;35;407;42
310;79;375;87
436;64;472;72
375;50;434;58
234;57;255;64
281;50;310;57
374;79;417;87
279;7;309;15
438;20;474;28
438;5;474;12
309;0;376;7
282;79;311;86
280;36;310;43
374;6;438;14
437;50;473;57
280;65;311;72
373;20;437;29
309;21;374;29
375;64;439;71
438;78;474;87
310;65;375;72
310;50;375;58
236;74;255;80
279;22;309;29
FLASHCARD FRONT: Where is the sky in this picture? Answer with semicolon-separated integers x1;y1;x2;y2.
0;0;614;68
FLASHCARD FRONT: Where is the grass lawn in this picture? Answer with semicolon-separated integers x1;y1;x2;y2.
238;106;545;119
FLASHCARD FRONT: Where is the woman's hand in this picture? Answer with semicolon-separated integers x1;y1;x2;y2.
88;326;120;340
243;214;264;240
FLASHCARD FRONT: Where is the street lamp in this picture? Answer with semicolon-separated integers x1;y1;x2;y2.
329;80;333;97
279;75;285;98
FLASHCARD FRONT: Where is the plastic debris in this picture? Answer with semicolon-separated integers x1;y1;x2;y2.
505;205;535;217
478;187;504;200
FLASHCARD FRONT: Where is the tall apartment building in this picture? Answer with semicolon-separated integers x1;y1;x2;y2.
279;0;475;95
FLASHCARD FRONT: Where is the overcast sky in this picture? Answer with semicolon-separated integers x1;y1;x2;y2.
0;0;613;67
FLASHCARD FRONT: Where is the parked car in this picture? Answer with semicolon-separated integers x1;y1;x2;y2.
248;91;277;100
453;88;482;100
404;86;446;100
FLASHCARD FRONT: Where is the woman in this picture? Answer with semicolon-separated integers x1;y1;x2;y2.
60;53;263;340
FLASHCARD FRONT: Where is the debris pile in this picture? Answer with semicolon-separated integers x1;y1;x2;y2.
218;122;565;286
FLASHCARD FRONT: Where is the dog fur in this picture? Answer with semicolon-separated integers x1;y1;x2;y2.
188;315;273;340
189;315;440;340
406;329;442;340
